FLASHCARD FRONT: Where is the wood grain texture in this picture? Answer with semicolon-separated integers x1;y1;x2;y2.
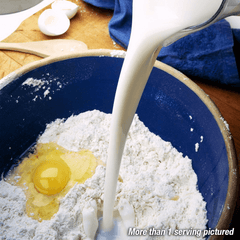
195;80;240;163
0;0;124;80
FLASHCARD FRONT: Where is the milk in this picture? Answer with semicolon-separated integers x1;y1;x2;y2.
101;0;222;234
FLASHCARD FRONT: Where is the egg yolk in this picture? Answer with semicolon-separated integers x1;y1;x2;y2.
6;142;100;221
33;159;71;195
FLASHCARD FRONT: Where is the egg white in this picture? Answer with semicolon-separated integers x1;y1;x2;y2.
51;0;79;19
38;9;70;36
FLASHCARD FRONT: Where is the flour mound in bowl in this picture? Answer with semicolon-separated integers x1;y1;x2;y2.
0;110;207;239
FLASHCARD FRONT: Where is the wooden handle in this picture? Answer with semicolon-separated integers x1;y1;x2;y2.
0;40;88;57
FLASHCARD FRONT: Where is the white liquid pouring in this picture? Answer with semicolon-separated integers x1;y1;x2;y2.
98;0;223;237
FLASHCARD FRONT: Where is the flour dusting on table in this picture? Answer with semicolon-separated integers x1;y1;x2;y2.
0;110;207;239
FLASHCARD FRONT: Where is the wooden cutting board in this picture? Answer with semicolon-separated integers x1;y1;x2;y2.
0;0;124;79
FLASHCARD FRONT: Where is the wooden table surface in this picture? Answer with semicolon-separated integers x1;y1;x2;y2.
0;0;240;236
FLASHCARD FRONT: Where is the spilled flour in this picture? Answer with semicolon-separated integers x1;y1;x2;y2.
20;76;66;102
0;110;207;239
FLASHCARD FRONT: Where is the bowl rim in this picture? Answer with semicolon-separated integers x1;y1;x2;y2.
0;49;238;239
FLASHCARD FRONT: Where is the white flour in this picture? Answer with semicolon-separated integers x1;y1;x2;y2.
21;76;65;102
0;110;207;239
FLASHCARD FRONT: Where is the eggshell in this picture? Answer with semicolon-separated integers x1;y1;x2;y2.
51;0;79;19
38;9;70;36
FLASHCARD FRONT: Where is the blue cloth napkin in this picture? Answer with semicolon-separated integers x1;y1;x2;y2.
84;0;240;87
83;0;115;9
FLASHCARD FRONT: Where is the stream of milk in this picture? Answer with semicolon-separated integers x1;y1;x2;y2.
97;0;222;237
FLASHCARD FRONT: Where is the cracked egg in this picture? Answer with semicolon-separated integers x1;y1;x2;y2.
6;142;98;221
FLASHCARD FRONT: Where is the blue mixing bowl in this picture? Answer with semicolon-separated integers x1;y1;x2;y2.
0;50;238;239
